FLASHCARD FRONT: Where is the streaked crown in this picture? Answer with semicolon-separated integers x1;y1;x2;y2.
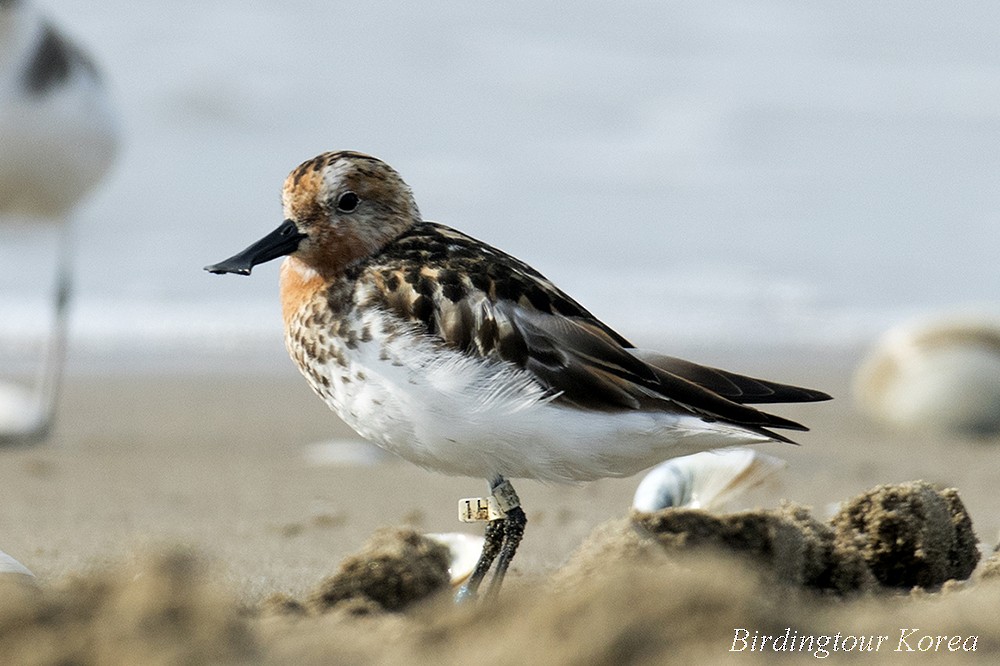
281;151;421;276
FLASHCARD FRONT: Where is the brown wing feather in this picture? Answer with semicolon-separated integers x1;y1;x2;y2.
501;305;811;441
357;222;826;442
629;351;832;404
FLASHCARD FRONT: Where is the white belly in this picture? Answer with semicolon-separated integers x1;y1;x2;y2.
288;311;768;483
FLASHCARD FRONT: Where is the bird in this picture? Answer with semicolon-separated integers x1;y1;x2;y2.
0;0;119;442
205;150;831;599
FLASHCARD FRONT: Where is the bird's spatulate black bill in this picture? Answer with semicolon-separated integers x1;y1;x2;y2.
204;219;306;275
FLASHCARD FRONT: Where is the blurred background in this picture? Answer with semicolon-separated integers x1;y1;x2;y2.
5;0;1000;376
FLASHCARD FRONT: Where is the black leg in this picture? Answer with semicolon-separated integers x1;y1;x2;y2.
456;515;505;601
455;476;526;602
486;505;526;598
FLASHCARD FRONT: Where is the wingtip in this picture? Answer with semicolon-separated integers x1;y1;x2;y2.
758;427;802;446
805;389;834;402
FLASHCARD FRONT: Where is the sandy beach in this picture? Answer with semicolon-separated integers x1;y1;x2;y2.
2;346;999;662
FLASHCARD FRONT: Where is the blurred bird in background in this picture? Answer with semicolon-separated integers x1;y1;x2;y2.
0;0;119;442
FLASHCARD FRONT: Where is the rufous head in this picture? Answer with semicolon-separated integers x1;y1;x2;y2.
205;151;420;279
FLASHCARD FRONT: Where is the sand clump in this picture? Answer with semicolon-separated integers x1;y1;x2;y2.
0;549;255;665
559;481;979;597
830;481;979;589
305;527;451;614
625;503;875;595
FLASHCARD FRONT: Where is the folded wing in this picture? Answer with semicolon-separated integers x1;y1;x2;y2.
499;304;823;443
363;222;831;444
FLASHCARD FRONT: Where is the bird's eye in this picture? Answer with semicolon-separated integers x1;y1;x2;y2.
336;192;360;213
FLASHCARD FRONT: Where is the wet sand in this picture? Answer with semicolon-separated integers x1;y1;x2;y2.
2;347;999;662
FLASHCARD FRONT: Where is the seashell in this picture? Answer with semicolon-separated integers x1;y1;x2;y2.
424;532;486;585
0;549;35;578
302;438;393;467
854;315;1000;437
632;448;785;512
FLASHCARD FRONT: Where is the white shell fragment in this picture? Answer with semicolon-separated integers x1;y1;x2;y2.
424;532;486;585
854;315;1000;437
632;448;786;512
0;549;35;578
